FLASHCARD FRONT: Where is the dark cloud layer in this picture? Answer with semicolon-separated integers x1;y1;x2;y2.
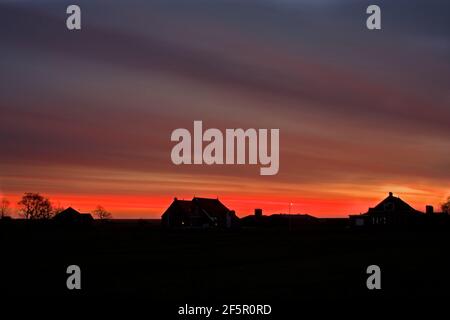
1;0;449;215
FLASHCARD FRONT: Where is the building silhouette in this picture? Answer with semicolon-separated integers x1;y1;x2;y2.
349;192;427;227
53;207;94;224
241;209;319;228
161;197;239;228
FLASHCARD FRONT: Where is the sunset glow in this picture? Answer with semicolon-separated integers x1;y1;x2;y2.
1;1;449;218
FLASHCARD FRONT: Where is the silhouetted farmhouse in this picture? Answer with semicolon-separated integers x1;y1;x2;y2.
53;207;94;224
161;197;239;228
349;192;425;227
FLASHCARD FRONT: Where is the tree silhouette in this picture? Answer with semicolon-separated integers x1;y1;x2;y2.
18;193;53;220
442;197;450;214
0;198;10;218
93;205;112;220
53;202;65;215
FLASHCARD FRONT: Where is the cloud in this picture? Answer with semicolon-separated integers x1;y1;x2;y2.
1;0;449;216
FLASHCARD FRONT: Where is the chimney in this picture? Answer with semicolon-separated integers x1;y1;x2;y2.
426;205;434;215
254;208;263;217
389;192;393;197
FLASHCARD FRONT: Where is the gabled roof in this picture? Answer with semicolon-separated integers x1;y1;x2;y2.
53;207;80;219
162;197;234;220
53;207;94;221
162;199;192;217
365;192;422;215
192;197;231;219
173;199;192;214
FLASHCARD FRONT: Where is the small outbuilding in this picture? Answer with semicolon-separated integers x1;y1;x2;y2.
53;207;94;224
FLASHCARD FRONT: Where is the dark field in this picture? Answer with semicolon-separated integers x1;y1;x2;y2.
1;220;450;305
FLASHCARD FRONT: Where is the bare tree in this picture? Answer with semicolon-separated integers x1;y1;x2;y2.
0;198;10;218
93;205;112;220
52;202;65;215
18;193;53;220
442;197;450;214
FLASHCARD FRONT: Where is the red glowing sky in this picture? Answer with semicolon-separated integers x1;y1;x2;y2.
1;1;449;218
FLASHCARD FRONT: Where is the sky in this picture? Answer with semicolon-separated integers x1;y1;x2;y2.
1;0;449;218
